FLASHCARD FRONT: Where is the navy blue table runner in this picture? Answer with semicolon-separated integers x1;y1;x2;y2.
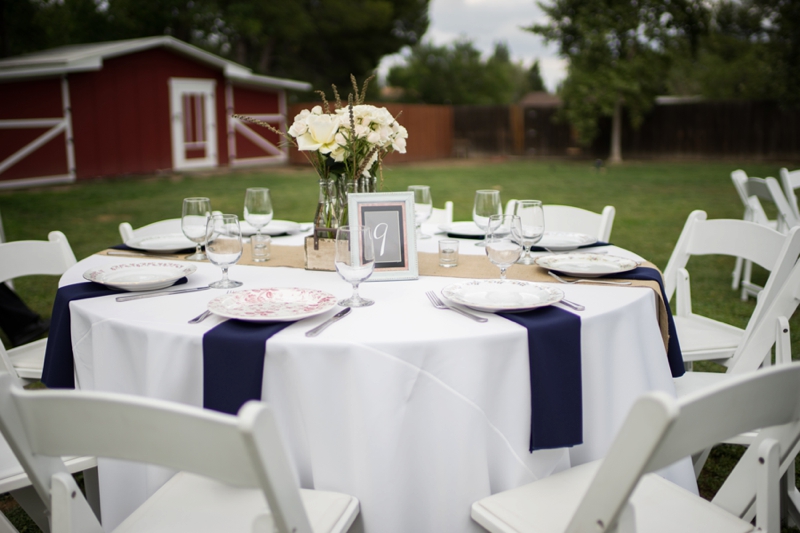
607;266;684;378
41;278;187;388
499;306;582;451
202;320;295;414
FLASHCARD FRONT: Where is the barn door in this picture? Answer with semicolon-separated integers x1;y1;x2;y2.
169;78;218;170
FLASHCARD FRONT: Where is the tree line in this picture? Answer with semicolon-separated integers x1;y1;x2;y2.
0;0;430;97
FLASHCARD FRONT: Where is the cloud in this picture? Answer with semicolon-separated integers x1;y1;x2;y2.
379;0;567;92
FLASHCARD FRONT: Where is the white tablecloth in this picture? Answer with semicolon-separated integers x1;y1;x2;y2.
60;232;696;533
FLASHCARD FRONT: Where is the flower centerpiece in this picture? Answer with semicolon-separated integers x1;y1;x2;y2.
235;76;407;235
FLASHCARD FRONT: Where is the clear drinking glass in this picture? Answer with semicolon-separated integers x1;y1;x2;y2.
182;197;212;261
334;225;375;308
244;188;274;236
205;214;243;289
485;214;522;279
514;200;545;264
473;190;502;246
408;185;433;240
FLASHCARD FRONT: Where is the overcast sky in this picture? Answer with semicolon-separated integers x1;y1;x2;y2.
379;0;567;92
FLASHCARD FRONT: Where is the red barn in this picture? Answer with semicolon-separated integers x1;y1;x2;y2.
0;36;311;189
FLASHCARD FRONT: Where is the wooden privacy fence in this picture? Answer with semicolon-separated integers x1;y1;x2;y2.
454;100;800;161
287;103;452;165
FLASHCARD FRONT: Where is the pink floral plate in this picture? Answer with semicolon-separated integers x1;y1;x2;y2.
208;288;338;322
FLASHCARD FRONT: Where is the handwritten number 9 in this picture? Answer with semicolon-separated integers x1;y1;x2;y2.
374;223;388;257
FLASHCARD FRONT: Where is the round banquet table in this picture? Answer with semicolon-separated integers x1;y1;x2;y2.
57;227;696;533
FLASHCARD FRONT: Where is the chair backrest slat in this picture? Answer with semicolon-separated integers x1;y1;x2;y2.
567;364;800;532
0;231;77;283
780;168;800;221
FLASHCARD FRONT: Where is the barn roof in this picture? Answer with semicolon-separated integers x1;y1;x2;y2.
0;36;312;92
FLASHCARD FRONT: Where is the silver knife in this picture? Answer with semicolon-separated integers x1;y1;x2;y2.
107;250;186;259
116;286;211;302
305;308;351;337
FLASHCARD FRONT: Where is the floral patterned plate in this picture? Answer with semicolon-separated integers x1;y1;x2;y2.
208;288;338;322
535;253;638;278
83;262;196;291
441;280;564;312
125;233;196;253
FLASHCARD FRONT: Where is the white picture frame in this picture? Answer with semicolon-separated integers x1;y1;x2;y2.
348;191;418;281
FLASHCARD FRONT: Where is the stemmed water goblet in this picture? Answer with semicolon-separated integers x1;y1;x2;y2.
205;214;244;289
514;200;545;264
473;190;502;246
485;214;523;280
244;188;274;236
182;197;212;261
408;185;433;240
334;225;375;308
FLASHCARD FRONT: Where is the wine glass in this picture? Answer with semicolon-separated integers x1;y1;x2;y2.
182;197;212;261
205;214;243;289
485;214;522;279
514;200;545;264
408;185;433;240
473;190;502;246
334;225;375;307
244;188;274;236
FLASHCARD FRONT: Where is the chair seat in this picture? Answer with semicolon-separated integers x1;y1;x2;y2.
114;472;359;533
673;315;743;361
7;337;46;379
471;461;753;533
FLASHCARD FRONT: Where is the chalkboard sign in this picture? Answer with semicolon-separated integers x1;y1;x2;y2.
348;192;418;281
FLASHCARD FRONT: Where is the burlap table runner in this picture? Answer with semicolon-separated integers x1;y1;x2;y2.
99;247;670;351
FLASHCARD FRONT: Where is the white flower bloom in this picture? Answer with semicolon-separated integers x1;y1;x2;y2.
296;113;339;152
392;136;407;153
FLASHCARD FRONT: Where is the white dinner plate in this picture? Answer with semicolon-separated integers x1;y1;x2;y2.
537;231;597;251
441;280;564;312
208;287;338;322
83;262;197;291
535;253;639;278
240;220;302;237
125;233;196;253
439;221;485;238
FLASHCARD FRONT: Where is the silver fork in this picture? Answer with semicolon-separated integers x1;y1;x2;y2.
188;290;233;324
425;291;488;323
548;271;631;286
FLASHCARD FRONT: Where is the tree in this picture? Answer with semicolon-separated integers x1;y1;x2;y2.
527;0;706;162
387;40;534;104
527;60;546;93
666;0;800;107
215;0;430;94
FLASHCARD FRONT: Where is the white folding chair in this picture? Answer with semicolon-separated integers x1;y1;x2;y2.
0;373;360;533
0;231;77;384
780;167;800;222
427;201;453;226
663;210;800;369
673;254;800;480
118;219;182;243
0;344;98;533
505;201;615;241
730;170;799;300
471;363;800;533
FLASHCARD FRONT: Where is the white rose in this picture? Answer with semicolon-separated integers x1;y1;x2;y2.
392;136;407;153
296;113;339;152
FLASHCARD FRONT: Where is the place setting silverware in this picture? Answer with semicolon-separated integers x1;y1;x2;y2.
548;271;631;286
116;286;210;302
425;291;488;323
187;290;235;323
305;307;352;337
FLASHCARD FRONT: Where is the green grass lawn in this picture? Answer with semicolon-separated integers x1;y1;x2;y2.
0;157;797;529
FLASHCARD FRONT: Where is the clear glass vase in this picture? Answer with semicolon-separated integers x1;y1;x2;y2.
314;173;376;237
